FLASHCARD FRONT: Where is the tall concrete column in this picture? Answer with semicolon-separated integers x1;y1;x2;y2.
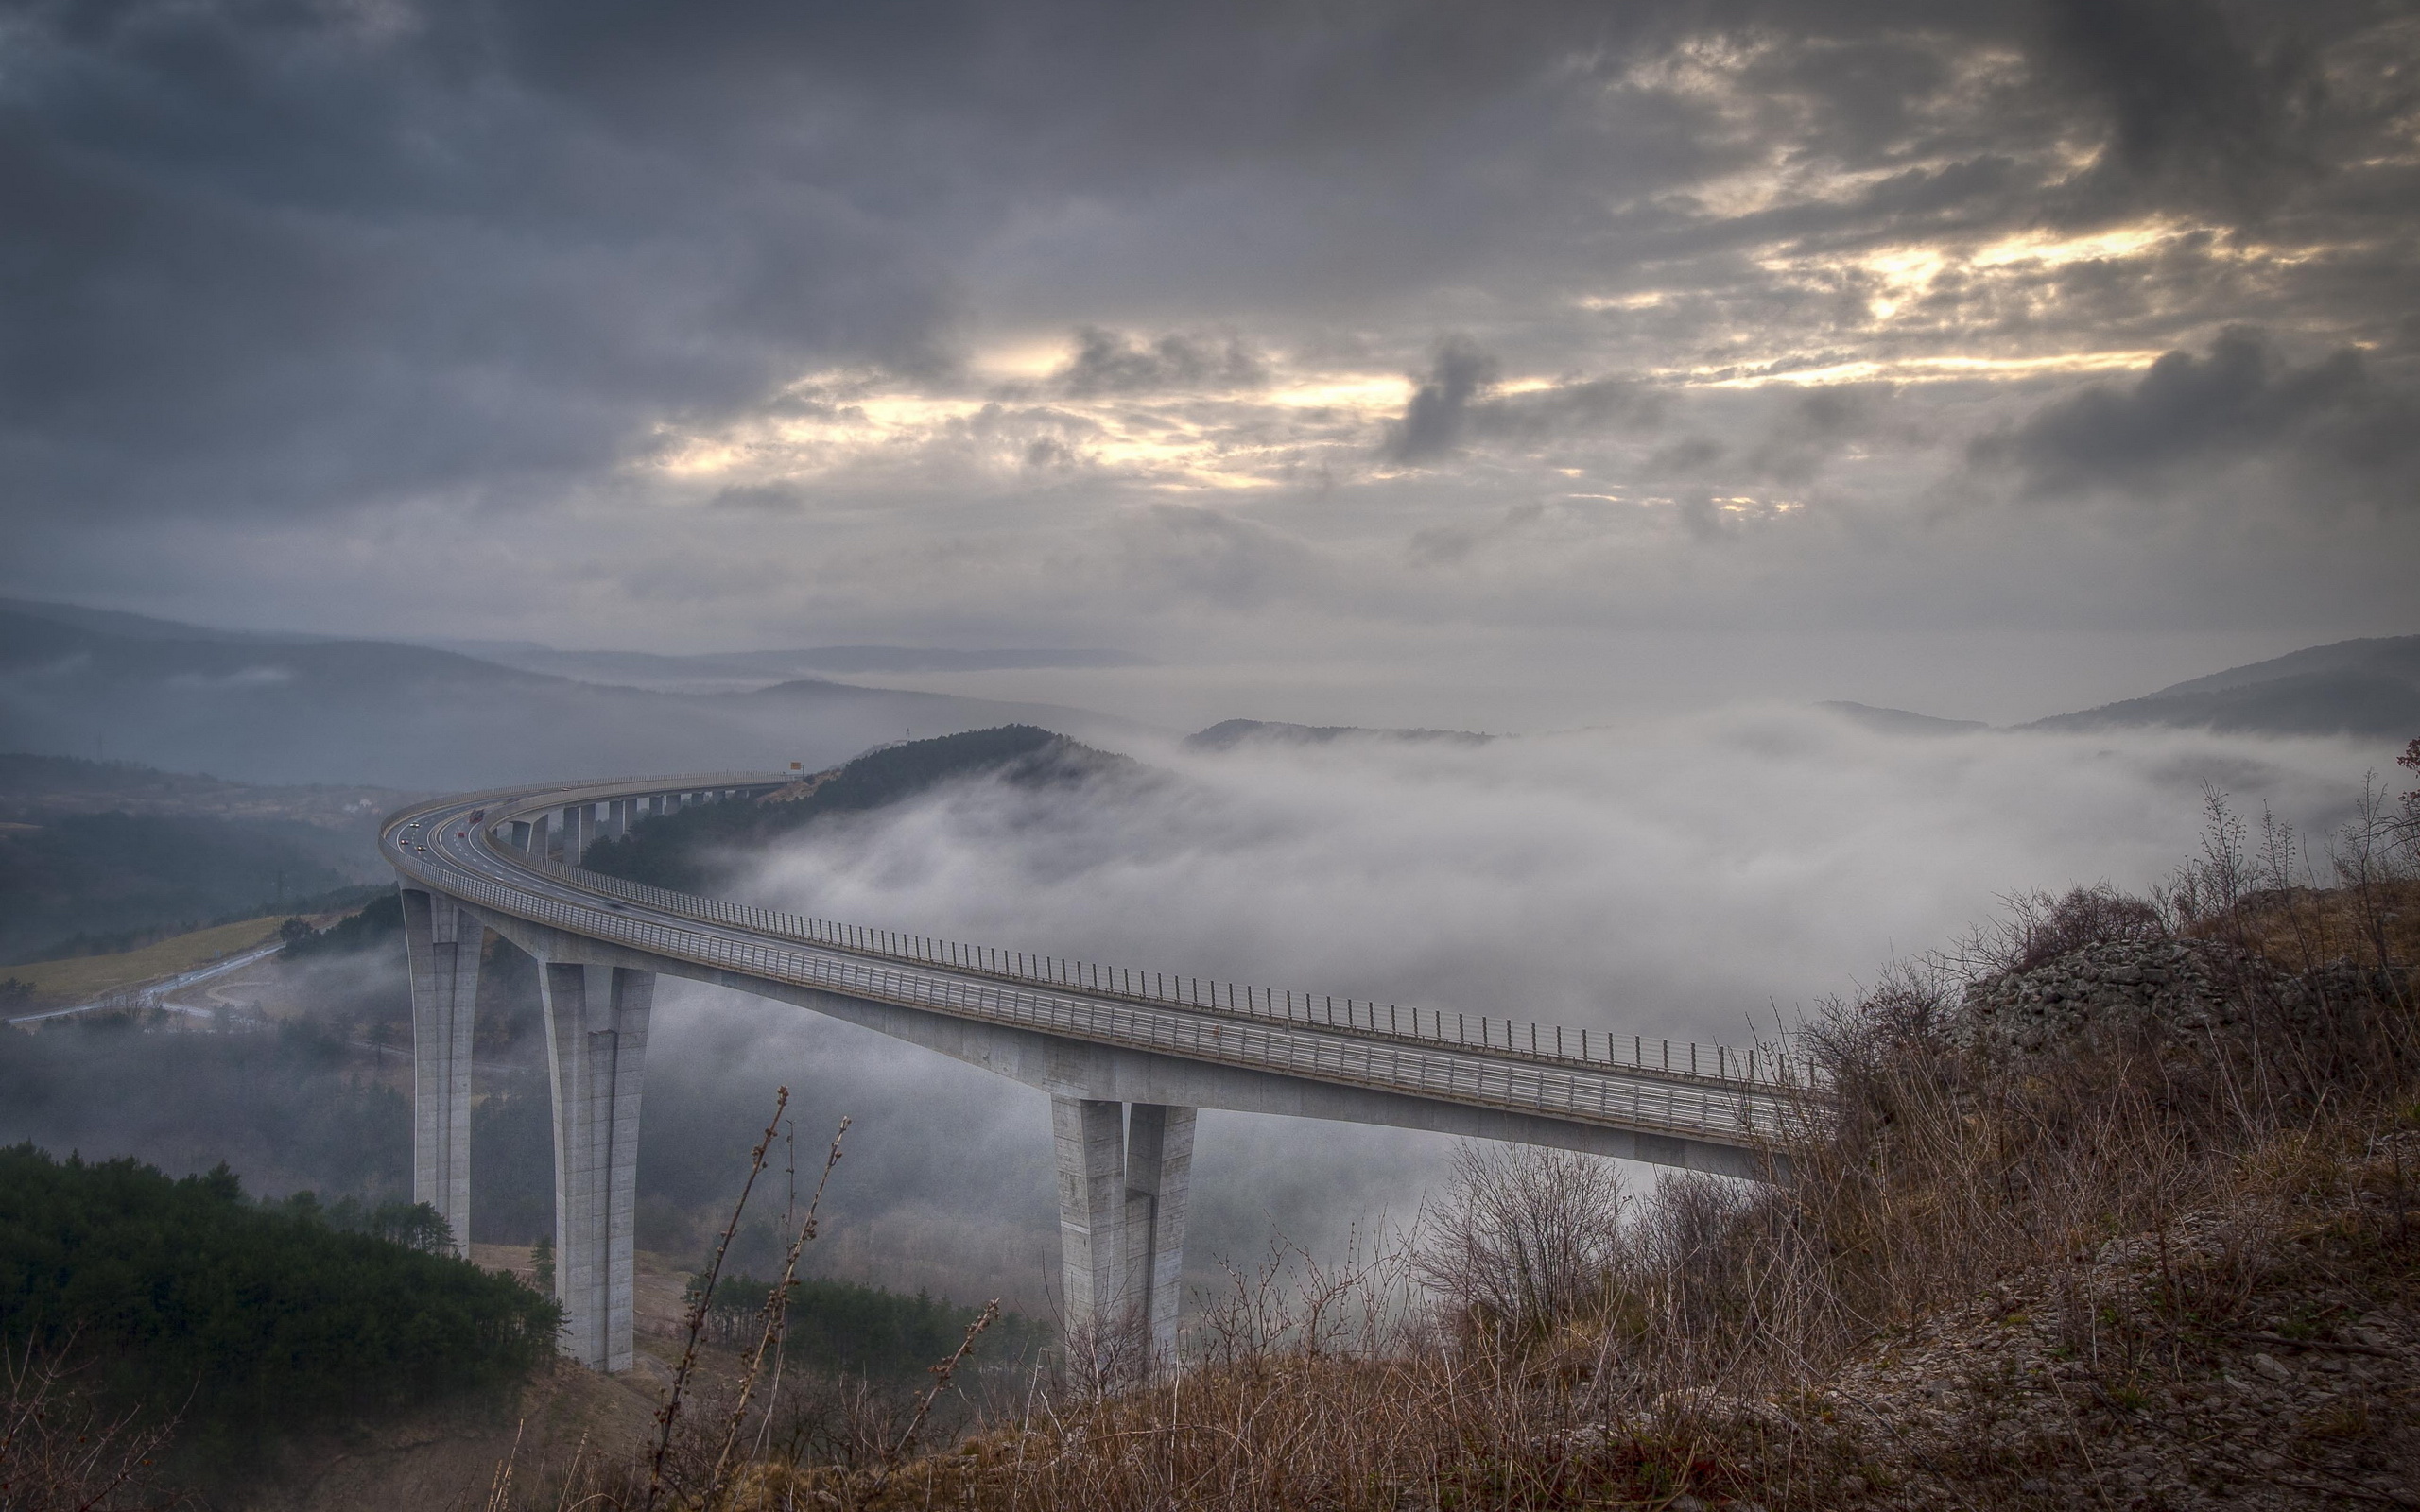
1053;1098;1194;1374
508;819;532;850
561;804;589;867
608;799;631;838
1125;1104;1195;1364
399;887;480;1256
1053;1096;1129;1361
539;960;655;1372
528;810;551;859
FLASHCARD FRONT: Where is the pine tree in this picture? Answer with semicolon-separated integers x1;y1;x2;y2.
530;1232;555;1298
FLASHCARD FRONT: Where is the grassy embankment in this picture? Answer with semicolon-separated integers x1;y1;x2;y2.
4;914;291;1005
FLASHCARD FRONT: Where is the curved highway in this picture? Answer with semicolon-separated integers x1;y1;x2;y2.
383;773;1818;1167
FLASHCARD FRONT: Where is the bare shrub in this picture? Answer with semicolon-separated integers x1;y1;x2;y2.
1411;1143;1627;1351
0;1344;185;1511
1956;884;2166;976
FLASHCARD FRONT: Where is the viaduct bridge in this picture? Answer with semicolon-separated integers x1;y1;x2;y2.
387;773;1813;1374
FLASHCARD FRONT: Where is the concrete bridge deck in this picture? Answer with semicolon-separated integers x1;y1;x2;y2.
387;772;1819;1374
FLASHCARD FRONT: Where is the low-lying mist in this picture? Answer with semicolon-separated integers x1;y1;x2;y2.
633;708;2395;1305
8;709;2393;1321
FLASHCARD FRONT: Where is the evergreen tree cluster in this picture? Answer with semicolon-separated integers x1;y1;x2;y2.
0;1143;560;1460
278;888;404;959
684;1273;1046;1383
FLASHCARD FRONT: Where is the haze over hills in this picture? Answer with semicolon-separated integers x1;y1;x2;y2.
424;639;1153;693
6;593;2411;800
1799;636;2415;740
1182;718;1495;752
0;598;1142;789
1817;702;1991;737
0;753;393;963
2019;634;2420;739
1175;636;2415;750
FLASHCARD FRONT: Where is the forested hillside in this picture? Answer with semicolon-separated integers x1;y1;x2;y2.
582;725;1143;893
0;751;390;963
0;1145;559;1468
0;809;375;963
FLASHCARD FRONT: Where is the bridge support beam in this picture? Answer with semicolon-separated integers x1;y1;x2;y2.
1125;1102;1194;1366
540;960;655;1372
1052;1097;1192;1376
561;804;590;867
399;886;480;1257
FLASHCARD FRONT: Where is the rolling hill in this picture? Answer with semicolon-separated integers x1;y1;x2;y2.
0;599;1136;790
2023;634;2420;738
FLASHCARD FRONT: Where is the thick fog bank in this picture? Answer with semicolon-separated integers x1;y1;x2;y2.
741;710;2385;1033
633;711;2395;1295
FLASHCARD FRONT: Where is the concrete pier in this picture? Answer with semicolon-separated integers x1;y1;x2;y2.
539;961;655;1372
1053;1097;1194;1373
399;888;480;1255
1125;1103;1195;1363
394;769;1793;1376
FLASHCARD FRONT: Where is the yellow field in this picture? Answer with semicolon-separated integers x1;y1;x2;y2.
7;916;289;1003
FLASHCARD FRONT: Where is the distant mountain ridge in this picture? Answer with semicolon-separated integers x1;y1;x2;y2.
0;598;1136;789
2021;635;2420;739
1819;702;1988;736
421;638;1151;690
1183;718;1493;752
0;597;334;646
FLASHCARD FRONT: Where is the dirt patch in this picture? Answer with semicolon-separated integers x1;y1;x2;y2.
238;1358;662;1512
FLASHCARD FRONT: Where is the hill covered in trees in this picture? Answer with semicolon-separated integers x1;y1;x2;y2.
581;725;1145;894
0;1144;559;1473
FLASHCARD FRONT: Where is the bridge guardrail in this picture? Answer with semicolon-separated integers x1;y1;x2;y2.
407;854;1803;1149
490;824;1820;1095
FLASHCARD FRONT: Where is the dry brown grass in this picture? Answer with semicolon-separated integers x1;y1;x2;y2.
494;788;2420;1512
7;916;287;1004
0;1344;186;1511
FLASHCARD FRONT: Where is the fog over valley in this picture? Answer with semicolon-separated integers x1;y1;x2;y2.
3;1;2416;1502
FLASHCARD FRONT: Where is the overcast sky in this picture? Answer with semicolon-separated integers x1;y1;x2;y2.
5;0;2414;728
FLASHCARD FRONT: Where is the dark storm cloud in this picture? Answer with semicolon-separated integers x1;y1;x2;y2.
2028;0;2325;217
1383;353;1662;466
1748;387;1888;485
1467;378;1668;449
1384;337;1500;463
3;0;2416;664
1052;328;1269;396
0;0;953;520
1973;329;2420;505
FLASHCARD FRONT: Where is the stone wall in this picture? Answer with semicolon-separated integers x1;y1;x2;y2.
1954;936;2402;1057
